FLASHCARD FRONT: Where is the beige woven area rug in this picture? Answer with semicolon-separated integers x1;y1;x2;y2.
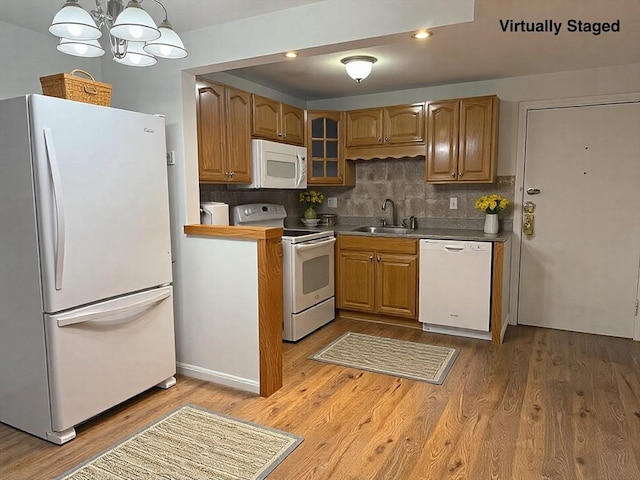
57;405;302;480
310;332;459;385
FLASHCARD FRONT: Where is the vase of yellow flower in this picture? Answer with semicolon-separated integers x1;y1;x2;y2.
475;194;509;234
299;189;325;219
304;206;317;219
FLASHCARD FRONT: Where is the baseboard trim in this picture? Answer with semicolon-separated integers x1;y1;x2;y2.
176;362;259;394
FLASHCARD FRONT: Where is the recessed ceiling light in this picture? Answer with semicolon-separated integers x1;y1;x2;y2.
412;30;432;39
284;51;298;58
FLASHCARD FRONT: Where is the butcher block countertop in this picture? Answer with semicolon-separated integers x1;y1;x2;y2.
183;224;283;240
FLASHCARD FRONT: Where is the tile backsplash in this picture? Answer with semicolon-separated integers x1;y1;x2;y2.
200;157;515;231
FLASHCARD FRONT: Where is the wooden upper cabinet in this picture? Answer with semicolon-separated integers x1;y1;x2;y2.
426;95;499;184
346;104;424;147
280;104;305;145
425;100;459;182
306;111;355;186
252;95;305;146
252;95;280;140
196;79;252;184
345;108;384;147
345;103;426;160
458;96;497;181
196;80;226;182
384;104;425;145
225;87;252;183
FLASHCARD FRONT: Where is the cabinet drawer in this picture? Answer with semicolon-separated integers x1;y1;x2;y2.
339;235;417;255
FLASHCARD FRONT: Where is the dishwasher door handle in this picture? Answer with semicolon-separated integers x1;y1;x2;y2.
444;245;465;252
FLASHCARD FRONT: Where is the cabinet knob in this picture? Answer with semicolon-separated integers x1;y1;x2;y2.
369;255;373;261
376;255;381;262
228;171;234;178
378;138;382;143
451;172;456;177
459;172;463;177
384;137;389;142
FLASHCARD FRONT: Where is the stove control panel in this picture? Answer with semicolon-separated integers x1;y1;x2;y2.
232;203;287;226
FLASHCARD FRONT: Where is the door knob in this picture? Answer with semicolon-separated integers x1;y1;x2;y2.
527;187;541;195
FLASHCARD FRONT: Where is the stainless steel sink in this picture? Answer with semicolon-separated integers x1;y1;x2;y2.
352;225;411;234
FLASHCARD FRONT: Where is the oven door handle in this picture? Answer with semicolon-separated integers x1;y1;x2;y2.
294;237;336;252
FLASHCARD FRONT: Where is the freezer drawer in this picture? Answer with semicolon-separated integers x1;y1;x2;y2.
419;240;492;331
45;286;176;432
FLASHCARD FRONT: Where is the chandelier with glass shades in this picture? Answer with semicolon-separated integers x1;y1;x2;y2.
49;0;188;67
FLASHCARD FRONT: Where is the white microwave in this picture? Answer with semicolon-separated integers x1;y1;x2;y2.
233;139;307;189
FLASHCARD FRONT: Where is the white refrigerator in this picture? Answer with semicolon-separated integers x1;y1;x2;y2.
0;95;176;444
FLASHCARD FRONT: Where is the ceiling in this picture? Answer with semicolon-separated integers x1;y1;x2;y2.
1;0;638;101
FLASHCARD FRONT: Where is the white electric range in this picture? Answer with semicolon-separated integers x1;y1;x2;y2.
232;204;336;341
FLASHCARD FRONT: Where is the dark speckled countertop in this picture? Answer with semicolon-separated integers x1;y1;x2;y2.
292;223;512;242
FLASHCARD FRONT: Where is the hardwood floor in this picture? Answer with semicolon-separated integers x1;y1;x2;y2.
1;318;639;479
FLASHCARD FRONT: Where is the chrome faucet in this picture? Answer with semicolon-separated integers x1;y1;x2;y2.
381;198;397;226
402;215;418;229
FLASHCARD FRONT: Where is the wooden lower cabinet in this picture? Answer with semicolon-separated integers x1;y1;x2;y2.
337;236;417;319
375;253;417;318
338;251;375;311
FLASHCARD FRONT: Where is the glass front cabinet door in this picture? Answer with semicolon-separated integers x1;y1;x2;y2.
307;111;354;186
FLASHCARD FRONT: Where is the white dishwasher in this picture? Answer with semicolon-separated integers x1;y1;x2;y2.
419;240;492;335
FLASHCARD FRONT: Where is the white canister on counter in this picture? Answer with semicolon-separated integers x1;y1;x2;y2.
200;202;229;225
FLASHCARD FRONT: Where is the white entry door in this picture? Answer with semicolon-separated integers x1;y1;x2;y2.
518;101;640;338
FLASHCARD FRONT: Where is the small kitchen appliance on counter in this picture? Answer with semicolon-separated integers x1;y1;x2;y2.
200;202;229;225
232;204;336;341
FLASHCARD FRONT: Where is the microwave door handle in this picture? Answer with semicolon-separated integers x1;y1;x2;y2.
296;154;305;186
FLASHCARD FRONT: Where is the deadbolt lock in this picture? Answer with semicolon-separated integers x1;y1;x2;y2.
523;201;535;236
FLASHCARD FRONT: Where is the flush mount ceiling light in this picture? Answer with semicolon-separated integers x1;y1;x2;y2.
412;30;432;39
340;55;378;83
49;0;187;67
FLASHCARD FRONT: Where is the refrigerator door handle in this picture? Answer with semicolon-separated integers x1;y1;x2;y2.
43;128;66;291
56;289;171;327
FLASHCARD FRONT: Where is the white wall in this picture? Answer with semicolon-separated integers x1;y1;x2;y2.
176;237;260;393
0;20;102;100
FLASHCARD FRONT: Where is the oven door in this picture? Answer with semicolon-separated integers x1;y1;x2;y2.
291;237;335;313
